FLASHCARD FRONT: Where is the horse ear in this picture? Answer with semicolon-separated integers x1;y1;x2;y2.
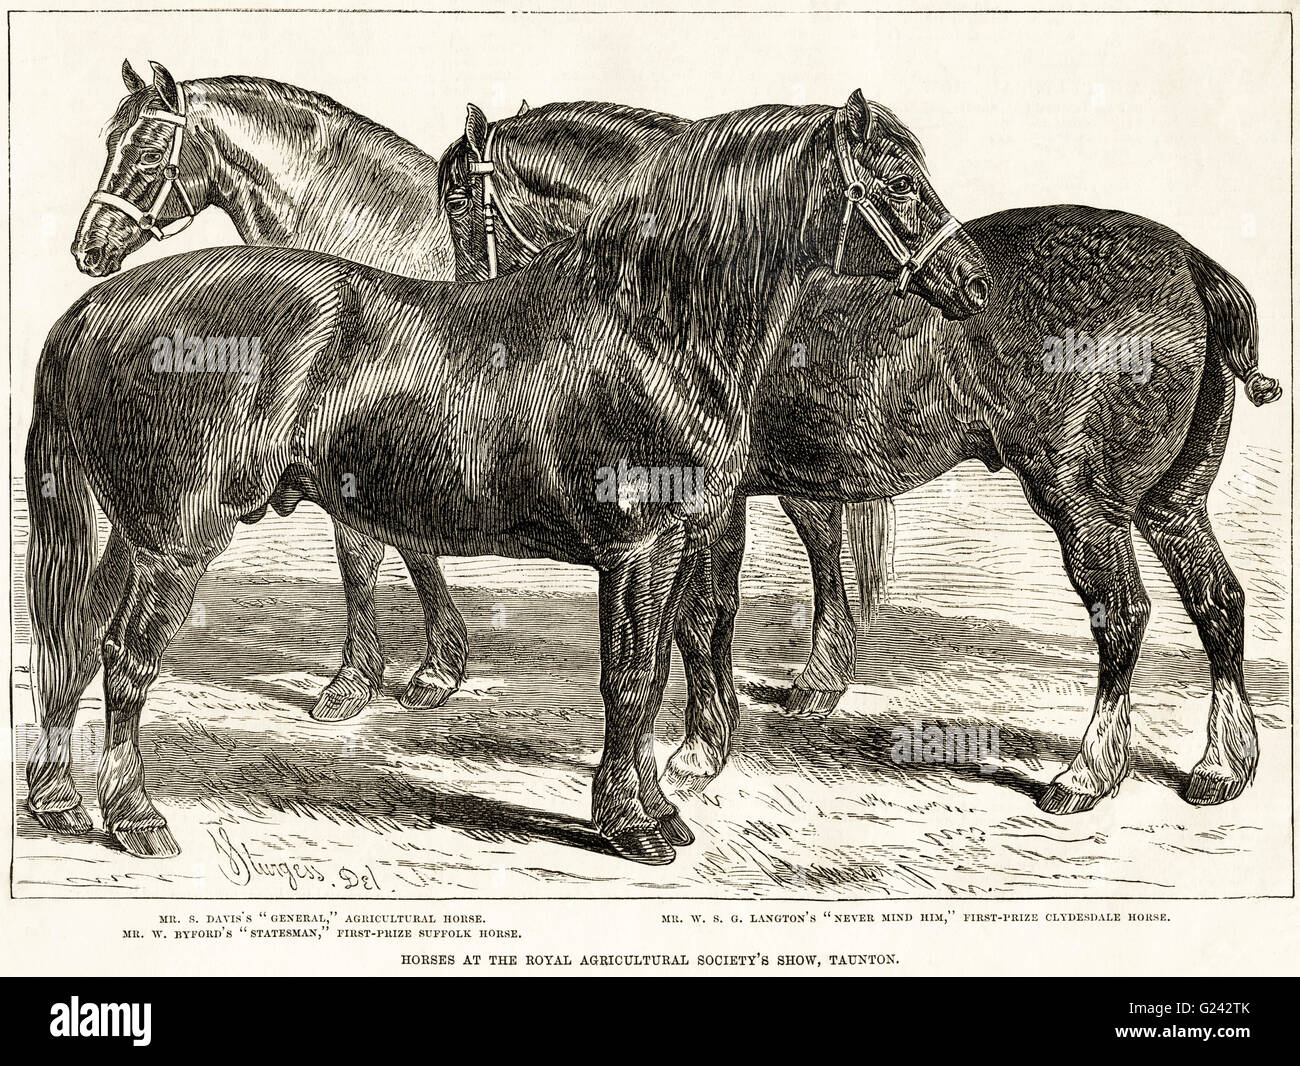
841;88;874;143
465;103;489;158
517;99;530;116
149;61;180;111
122;59;146;94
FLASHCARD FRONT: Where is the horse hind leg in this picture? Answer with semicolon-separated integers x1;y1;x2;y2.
98;532;230;858
1136;350;1257;805
1138;501;1256;804
397;551;468;710
664;502;747;793
312;521;386;722
26;532;132;835
782;496;856;718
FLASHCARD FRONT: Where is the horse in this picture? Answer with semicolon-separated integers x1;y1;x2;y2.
436;99;1282;812
27;92;988;865
71;59;461;724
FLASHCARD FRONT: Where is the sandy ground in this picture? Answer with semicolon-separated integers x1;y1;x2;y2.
8;448;1291;899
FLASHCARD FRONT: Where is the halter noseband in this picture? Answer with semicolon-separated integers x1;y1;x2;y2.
468;126;542;279
89;84;197;242
831;108;962;294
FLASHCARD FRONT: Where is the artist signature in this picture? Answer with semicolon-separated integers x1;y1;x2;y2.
209;827;383;892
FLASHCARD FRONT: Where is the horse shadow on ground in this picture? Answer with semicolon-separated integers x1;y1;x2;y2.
20;573;1280;857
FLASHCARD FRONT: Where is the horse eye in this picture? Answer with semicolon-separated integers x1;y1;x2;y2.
138;150;164;166
445;192;470;216
886;176;916;197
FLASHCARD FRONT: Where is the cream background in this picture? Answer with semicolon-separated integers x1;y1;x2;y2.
1;2;1295;975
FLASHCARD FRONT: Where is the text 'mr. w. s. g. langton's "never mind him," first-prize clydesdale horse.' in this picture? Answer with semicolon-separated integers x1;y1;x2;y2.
435;97;1282;816
29;87;988;864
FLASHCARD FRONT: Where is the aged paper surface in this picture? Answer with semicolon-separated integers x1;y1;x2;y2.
1;1;1295;976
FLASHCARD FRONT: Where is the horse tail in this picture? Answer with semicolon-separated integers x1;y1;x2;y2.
1185;244;1282;407
26;313;100;722
844;497;894;627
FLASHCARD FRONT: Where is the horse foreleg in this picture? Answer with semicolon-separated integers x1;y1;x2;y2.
594;526;688;865
398;551;468;709
1032;499;1150;815
781;496;854;718
664;504;746;792
99;538;227;858
312;522;386;722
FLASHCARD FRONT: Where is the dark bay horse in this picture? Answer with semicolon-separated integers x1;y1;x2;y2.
71;60;460;723
28;94;987;864
437;100;1282;814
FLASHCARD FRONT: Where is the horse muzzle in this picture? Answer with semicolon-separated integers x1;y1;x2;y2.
947;257;990;317
71;239;125;277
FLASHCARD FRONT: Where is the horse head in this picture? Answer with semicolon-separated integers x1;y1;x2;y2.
807;90;989;319
71;60;205;276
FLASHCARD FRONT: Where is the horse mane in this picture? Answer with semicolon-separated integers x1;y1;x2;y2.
108;75;439;181
572;103;837;353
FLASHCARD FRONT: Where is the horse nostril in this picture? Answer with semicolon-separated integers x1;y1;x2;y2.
964;275;989;310
80;246;103;269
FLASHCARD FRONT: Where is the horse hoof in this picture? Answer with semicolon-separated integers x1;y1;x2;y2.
1184;771;1249;806
29;804;94;835
111;825;181;859
399;678;456;710
311;672;375;722
1037;782;1104;816
784;688;844;719
608;827;676;865
658;812;695;847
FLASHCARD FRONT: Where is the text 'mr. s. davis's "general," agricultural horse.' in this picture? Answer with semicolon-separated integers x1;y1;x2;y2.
434;98;1282;817
30;87;988;864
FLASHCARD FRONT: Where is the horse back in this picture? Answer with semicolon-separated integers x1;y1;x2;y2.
961;205;1209;491
57;246;356;537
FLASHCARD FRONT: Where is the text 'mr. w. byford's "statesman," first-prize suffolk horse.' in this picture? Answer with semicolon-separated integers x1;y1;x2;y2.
436;99;1282;817
28;90;988;864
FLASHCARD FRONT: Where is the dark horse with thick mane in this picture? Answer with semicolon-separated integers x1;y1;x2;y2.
435;99;1282;814
27;93;986;864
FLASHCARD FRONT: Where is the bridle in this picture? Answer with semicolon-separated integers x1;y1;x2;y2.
831;107;962;294
89;84;198;242
467;125;541;279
